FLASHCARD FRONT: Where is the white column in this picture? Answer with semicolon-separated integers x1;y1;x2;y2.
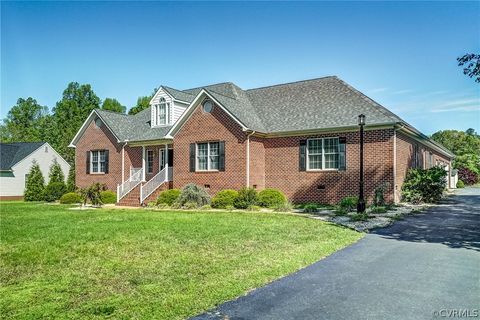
121;143;125;183
142;146;146;181
164;143;169;181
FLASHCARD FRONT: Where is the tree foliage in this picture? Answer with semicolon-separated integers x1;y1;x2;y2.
48;159;65;184
66;165;76;192
24;161;46;201
0;98;49;143
401;167;447;204
457;53;480;83
102;98;126;114
128;88;157;115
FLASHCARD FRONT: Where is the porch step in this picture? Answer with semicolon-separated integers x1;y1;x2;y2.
141;181;174;205
117;184;141;207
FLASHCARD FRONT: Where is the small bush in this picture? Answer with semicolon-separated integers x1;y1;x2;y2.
456;180;465;188
157;189;181;206
177;184;210;208
211;189;239;209
59;192;81;204
458;167;479;185
200;204;212;210
80;183;107;206
373;183;390;207
183;201;198;209
303;203;318;213
401;167;447;203
351;213;370;221
43;182;67;202
339;196;358;212
257;188;287;208
370;206;387;214
274;201;294;212
234;187;257;209
100;190;116;204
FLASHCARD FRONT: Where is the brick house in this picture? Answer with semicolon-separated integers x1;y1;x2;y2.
69;76;454;206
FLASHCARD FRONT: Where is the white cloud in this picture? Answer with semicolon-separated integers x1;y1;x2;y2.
430;98;480;113
368;87;388;93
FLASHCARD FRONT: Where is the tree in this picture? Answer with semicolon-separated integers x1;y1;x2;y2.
102;98;126;114
24;160;45;201
128;88;157;115
48;159;65;184
457;53;480;83
66;165;76;192
51;82;100;164
0;98;49;143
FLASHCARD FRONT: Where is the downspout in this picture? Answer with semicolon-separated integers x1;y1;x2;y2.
393;124;405;203
121;141;128;183
246;130;256;187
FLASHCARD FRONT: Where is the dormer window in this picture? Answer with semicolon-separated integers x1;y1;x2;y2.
155;97;170;126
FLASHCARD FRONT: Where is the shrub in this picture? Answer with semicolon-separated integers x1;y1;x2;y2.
303;203;318;213
456;180;465;188
334;207;348;216
24;161;45;201
233;187;257;209
66;165;76;192
373;182;390;207
458;167;479;185
200;204;212;210
225;205;234;212
100;190;116;204
59;192;82;204
183;201;198;209
43;182;67;202
339;196;358;212
176;184;210;208
80;183;107;206
351;213;370;221
48;159;65;184
211;189;239;209
157;189;181;206
370;206;387;214
401;167;447;203
274;201;294;212
257;188;287;208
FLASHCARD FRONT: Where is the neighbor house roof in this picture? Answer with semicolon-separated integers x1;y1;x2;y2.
69;76;453;157
0;142;45;171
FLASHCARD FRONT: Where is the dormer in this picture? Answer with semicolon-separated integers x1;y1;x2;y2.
150;87;190;127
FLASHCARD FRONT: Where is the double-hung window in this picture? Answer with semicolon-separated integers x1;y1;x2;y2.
155;98;169;126
196;142;220;171
147;150;154;174
91;150;106;173
307;138;341;170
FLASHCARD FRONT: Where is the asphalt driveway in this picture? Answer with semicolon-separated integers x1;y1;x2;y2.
193;187;480;320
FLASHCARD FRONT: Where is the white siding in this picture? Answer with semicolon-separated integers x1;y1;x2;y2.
150;88;189;126
0;143;70;197
172;101;188;123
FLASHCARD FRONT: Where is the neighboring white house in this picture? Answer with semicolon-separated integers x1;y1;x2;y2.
0;142;70;199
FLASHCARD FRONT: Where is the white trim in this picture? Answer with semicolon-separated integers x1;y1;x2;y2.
11;142;71;172
246;131;255;187
393;129;397;203
142;146;146;181
166;89;248;137
69;110;121;147
149;86;174;105
146;149;154;174
305;137;341;171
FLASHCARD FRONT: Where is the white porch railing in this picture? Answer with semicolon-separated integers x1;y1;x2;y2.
117;167;143;202
140;165;170;203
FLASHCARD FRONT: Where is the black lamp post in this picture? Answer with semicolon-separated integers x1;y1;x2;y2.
357;114;366;213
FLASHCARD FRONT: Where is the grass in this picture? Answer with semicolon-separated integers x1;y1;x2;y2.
0;202;362;320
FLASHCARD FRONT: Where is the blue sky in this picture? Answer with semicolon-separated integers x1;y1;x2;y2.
2;1;479;135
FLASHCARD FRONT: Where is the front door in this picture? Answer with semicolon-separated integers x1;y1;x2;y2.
160;149;174;170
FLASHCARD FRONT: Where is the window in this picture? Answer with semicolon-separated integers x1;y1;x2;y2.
307;138;340;170
90;150;106;173
196;142;220;171
155;98;169;126
147;150;154;174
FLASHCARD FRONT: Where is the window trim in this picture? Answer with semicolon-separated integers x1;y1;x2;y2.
146;150;154;174
90;150;106;174
306;137;340;171
154;97;170;126
196;141;220;172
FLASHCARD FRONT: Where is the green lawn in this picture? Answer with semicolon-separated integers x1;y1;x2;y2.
0;202;362;319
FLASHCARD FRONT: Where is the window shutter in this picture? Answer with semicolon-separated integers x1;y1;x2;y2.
86;151;90;174
299;140;306;171
219;141;225;172
339;137;346;171
189;143;196;172
104;150;109;173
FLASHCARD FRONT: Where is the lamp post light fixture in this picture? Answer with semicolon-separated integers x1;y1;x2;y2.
357;114;366;213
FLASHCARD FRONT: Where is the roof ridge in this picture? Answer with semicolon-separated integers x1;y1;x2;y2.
246;76;338;91
162;85;195;96
183;81;236;92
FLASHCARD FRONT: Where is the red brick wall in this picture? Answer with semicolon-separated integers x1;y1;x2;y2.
249;136;266;190
264;129;395;204
394;132;451;202
173;101;248;195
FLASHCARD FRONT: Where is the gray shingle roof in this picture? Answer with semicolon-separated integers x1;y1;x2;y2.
0;142;45;170
93;76;406;142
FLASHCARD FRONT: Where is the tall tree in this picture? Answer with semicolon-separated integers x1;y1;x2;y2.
128;88;157;115
0;98;49;143
457;53;480;83
102;98;126;113
66;165;76;192
24;160;45;201
48;159;65;184
52;82;100;164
